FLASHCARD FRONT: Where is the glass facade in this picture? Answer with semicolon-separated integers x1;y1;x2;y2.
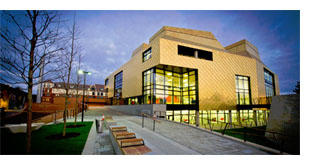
235;75;251;105
142;67;197;105
166;110;196;125
167;109;269;129
143;47;152;62
264;69;275;97
114;71;123;98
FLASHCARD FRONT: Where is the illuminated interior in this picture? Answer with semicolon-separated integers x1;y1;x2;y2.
142;65;198;105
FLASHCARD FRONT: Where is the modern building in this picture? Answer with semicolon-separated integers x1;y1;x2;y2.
104;26;279;127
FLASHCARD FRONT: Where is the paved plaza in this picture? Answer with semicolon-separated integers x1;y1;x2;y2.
76;107;271;155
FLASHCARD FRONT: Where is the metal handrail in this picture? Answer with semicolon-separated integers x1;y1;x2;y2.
141;113;160;131
200;118;295;153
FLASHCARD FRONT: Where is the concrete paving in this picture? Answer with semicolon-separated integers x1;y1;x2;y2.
76;107;271;155
112;115;200;155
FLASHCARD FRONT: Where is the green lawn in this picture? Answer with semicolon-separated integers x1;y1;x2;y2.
1;121;93;155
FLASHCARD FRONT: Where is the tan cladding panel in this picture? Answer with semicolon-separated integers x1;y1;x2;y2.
152;28;225;51
256;61;267;97
105;38;161;98
159;38;260;110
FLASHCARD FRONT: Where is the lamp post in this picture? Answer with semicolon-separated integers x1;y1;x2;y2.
78;70;91;122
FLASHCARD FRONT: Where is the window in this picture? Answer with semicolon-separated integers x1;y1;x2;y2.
264;69;275;97
114;71;123;98
178;45;213;61
143;67;197;105
235;75;251;105
105;79;109;85
143;47;152;62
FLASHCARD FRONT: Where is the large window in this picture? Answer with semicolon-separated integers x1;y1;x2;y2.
114;71;123;98
178;45;213;61
105;79;109;85
264;69;275;97
143;67;197;105
235;75;251;105
143;47;152;62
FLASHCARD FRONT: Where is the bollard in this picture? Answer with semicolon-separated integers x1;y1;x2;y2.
142;114;144;128
153;119;155;131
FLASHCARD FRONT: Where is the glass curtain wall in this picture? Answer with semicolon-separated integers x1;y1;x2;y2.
114;71;123;98
143;67;197;105
264;69;275;97
235;75;251;105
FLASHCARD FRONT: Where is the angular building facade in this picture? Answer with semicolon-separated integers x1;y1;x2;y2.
104;26;279;127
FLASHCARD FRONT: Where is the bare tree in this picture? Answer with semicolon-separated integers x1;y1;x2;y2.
0;10;64;153
74;51;83;125
57;13;81;136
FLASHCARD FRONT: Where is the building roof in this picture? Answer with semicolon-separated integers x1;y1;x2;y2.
52;82;105;91
53;82;90;90
150;26;217;42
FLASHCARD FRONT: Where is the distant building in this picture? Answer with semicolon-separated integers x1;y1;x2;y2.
41;81;107;103
0;83;27;110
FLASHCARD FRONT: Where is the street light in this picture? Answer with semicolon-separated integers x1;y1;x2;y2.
78;69;91;122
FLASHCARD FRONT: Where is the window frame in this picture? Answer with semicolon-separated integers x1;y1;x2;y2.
235;75;252;105
264;68;275;97
142;47;152;62
114;71;123;98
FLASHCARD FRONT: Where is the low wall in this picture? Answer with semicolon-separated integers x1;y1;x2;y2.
104;104;167;116
265;94;300;154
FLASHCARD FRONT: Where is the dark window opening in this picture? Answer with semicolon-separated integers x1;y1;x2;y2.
178;45;195;57
198;49;213;60
178;45;213;61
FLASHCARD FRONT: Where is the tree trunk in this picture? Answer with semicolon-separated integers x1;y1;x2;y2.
26;85;33;154
26;11;37;154
63;89;68;136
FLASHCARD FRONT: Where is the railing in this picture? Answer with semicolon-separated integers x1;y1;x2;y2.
202;118;295;154
141;113;160;131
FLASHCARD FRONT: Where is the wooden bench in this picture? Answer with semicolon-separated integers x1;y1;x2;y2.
109;126;152;155
114;132;136;140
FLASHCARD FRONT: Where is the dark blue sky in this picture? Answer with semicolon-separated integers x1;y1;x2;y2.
69;10;299;94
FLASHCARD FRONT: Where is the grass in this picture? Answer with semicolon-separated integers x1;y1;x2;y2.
1;121;93;155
